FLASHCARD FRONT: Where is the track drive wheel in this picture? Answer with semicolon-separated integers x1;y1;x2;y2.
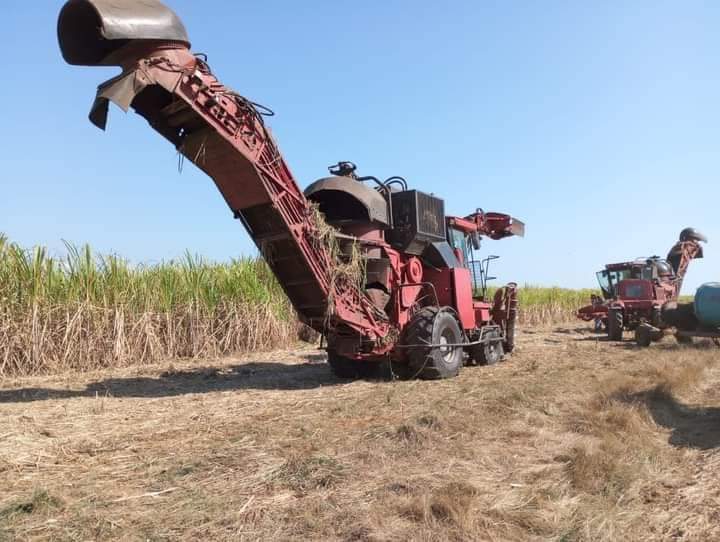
406;307;464;380
327;350;378;379
607;308;624;341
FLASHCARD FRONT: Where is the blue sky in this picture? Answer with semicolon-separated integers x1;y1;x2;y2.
1;1;717;291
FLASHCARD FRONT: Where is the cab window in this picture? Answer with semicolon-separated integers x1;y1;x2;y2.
596;270;612;298
641;266;654;280
448;227;470;267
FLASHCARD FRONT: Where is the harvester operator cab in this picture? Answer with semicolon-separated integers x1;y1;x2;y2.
447;226;471;266
596;263;642;299
446;218;498;298
598;258;675;300
596;269;626;299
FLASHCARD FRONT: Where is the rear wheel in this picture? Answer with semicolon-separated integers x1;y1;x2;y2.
327;350;358;379
327;350;379;379
384;359;413;380
607;308;624;341
406;307;464;380
475;329;504;365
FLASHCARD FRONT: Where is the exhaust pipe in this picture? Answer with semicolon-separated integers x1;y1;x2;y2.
57;0;190;67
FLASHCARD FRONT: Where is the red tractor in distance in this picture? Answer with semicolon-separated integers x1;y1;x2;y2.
57;0;525;379
577;228;707;341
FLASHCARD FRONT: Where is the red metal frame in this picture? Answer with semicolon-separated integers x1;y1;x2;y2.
447;211;524;240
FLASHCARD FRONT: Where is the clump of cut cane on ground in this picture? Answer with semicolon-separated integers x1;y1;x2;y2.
401;482;479;531
0;489;62;520
270;454;345;492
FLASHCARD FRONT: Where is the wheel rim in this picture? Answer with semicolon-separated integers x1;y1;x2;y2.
439;329;455;362
484;341;500;363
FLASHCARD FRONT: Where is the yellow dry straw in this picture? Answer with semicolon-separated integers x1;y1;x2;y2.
307;204;367;320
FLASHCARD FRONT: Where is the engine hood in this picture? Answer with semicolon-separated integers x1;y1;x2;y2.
305;177;390;226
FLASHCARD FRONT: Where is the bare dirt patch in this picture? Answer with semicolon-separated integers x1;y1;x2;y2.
1;328;718;541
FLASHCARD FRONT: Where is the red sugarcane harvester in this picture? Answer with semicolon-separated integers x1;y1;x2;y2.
576;228;706;341
57;0;524;379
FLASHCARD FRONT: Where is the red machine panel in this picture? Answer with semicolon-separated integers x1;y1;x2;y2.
452;268;476;330
617;279;653;300
473;301;492;326
423;268;452;307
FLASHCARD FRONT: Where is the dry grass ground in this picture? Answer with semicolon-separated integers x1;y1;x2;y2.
0;327;719;541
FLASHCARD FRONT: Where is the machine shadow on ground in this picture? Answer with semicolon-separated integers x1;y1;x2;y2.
625;390;720;450
0;358;356;404
553;327;600;335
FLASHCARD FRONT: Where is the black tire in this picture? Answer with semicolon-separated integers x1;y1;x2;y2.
635;324;653;347
383;359;414;380
357;361;381;378
476;329;504;365
327;350;379;379
405;307;464;380
327;350;359;379
607;308;624;341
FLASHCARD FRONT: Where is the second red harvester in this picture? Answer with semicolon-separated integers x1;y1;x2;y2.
577;228;707;341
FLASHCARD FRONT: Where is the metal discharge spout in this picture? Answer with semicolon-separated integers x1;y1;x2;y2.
57;0;190;66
